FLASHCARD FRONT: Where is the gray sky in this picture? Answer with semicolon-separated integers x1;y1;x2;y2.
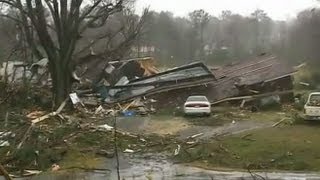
136;0;319;20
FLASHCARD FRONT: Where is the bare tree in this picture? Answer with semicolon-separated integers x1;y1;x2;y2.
0;0;148;105
189;9;210;60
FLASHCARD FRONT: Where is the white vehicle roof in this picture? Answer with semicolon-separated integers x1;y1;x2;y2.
186;96;208;101
309;92;320;96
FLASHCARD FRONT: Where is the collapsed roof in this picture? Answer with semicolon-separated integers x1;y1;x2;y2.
75;56;159;85
209;54;297;101
75;54;297;105
104;62;217;103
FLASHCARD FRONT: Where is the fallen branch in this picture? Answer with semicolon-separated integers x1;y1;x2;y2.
17;98;69;150
247;167;266;180
0;164;12;180
17;125;33;149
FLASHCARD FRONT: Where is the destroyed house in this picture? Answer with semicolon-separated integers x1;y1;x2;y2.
75;54;297;108
208;55;297;102
146;55;297;108
74;56;158;86
104;62;216;103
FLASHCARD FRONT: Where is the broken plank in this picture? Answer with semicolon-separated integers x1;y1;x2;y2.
117;103;123;110
56;98;68;114
211;96;253;105
31;98;68;124
31;113;55;124
187;133;204;139
116;129;138;138
122;99;139;112
240;100;246;108
272;118;290;127
249;89;260;94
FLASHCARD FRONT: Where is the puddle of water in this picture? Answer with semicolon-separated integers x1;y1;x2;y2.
9;153;320;180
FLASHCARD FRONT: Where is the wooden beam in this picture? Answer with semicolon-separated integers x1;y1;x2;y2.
211;90;293;105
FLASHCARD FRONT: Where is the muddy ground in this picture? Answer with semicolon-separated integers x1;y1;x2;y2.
2;103;320;179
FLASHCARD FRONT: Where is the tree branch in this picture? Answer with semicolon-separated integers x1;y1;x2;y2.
3;0;45;59
79;0;103;21
74;26;125;58
79;0;124;32
99;8;149;60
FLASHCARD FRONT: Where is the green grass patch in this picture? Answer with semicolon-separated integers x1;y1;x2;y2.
59;149;102;169
177;124;320;171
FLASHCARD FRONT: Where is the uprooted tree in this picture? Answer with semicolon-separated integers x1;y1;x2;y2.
0;0;148;105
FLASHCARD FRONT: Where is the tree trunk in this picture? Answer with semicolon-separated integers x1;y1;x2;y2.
49;58;72;107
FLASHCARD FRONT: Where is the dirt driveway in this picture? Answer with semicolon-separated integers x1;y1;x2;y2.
113;113;275;140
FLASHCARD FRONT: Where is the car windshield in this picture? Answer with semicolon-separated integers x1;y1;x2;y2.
187;96;207;102
310;94;320;102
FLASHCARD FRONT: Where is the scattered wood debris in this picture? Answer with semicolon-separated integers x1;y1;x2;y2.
272;118;291;127
187;133;204;139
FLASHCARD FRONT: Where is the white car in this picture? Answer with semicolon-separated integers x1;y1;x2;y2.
183;96;211;116
304;92;320;120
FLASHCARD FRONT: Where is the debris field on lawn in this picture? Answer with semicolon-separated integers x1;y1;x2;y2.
0;53;307;178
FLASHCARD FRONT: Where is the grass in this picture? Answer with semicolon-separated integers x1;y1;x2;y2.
177;123;320;171
59;149;102;170
191;107;288;126
151;106;290;128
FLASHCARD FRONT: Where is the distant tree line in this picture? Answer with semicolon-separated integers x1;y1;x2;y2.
139;8;320;66
0;5;320;67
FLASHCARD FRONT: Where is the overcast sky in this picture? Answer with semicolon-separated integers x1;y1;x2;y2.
136;0;319;20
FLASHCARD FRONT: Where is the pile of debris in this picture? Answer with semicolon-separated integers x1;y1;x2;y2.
71;57;216;115
68;54;299;114
2;54;299;115
0;101;181;178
